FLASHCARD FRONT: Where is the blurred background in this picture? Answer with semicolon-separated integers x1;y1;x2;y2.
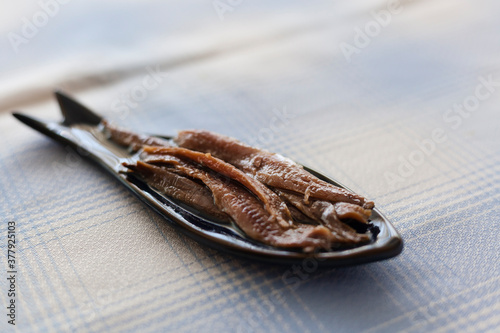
2;0;499;193
1;1;499;332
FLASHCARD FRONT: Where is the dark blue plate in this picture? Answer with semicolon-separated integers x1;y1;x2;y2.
12;91;403;266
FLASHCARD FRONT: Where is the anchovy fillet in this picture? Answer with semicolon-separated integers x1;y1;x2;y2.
103;120;170;151
274;189;370;245
142;156;334;251
125;161;229;222
142;146;293;228
175;130;374;209
103;122;375;251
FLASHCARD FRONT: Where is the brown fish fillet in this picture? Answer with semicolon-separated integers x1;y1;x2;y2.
142;146;293;228
274;189;371;224
175;130;374;209
288;205;316;224
334;202;373;222
275;189;370;245
198;176;334;252
104;123;373;250
144;157;334;252
103;120;170;151
126;161;229;222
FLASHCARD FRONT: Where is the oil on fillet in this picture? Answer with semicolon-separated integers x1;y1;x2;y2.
104;121;376;253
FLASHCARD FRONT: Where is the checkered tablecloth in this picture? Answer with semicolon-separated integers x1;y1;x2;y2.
1;1;499;332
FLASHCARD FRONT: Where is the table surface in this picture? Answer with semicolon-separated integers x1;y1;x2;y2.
1;1;499;332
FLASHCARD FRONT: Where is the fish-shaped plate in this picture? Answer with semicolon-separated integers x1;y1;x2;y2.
13;91;403;266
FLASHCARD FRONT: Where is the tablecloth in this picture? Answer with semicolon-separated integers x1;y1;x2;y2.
1;0;499;332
